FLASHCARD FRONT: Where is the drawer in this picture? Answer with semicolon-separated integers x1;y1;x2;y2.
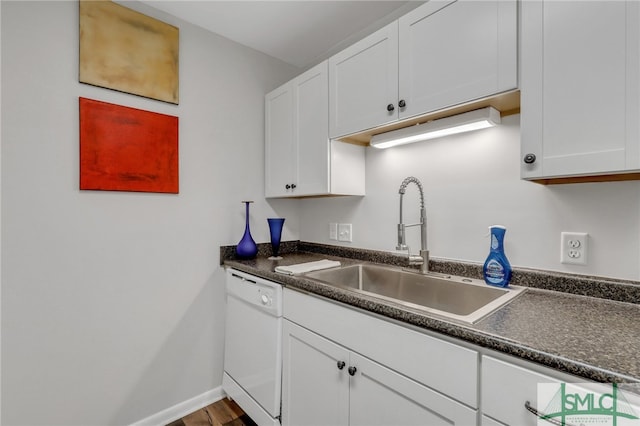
482;355;640;425
482;356;565;425
284;288;478;407
482;355;589;426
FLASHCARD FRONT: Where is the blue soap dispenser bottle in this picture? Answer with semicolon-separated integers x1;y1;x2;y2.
483;225;512;287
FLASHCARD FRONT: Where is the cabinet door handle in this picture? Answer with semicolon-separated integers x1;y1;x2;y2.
285;184;291;190
337;361;346;370
291;183;297;189
523;153;537;164
524;401;577;426
386;103;395;112
398;99;406;108
348;366;357;376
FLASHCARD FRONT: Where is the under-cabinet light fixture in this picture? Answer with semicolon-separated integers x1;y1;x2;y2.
369;106;501;149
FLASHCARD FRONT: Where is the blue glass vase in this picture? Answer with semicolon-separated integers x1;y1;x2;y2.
267;218;285;260
236;201;258;259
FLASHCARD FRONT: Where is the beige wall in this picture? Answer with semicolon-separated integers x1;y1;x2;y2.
1;1;299;424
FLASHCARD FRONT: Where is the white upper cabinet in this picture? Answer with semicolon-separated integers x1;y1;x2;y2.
265;82;295;198
265;61;365;198
398;0;517;119
294;62;330;196
329;22;399;139
521;1;640;181
329;0;518;139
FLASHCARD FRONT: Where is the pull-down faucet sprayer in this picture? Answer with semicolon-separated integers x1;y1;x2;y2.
397;176;429;274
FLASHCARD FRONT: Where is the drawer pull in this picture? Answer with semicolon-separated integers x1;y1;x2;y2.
337;361;346;370
525;401;577;426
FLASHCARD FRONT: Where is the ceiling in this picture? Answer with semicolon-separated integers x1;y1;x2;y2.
137;1;423;69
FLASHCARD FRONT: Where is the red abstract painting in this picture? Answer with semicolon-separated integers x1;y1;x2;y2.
79;97;179;193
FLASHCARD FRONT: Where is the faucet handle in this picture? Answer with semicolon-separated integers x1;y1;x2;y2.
397;223;406;249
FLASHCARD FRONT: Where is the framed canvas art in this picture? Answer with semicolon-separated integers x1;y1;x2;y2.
79;1;179;104
79;97;179;193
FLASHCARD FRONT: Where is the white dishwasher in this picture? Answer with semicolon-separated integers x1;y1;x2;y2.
223;268;283;426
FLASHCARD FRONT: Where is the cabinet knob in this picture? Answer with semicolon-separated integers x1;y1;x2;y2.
291;183;297;189
523;153;537;164
398;99;406;108
386;103;395;112
348;366;357;376
285;184;291;189
337;361;346;370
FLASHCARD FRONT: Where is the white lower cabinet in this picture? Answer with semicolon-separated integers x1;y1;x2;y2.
273;284;625;426
480;415;506;426
281;320;349;426
282;288;478;426
349;353;476;426
481;355;584;426
282;319;477;426
481;356;640;426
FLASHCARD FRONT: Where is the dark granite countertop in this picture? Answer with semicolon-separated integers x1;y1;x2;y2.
221;241;640;393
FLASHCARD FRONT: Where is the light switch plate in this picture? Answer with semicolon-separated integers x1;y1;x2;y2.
338;223;352;242
329;223;338;240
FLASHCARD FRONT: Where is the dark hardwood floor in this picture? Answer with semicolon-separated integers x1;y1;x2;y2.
166;398;257;426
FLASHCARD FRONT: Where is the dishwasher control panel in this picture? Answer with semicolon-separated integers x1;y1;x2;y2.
259;290;272;307
226;269;283;316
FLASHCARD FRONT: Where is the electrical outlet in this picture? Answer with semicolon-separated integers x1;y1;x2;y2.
338;223;352;242
329;223;338;240
561;232;588;265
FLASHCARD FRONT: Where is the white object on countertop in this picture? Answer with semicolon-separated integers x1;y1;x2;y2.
275;260;341;275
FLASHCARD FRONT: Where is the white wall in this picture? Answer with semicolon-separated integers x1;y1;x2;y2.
300;114;640;281
1;1;299;424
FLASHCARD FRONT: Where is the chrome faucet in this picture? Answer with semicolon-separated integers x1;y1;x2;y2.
397;176;429;274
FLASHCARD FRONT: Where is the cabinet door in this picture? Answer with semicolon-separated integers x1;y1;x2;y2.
350;353;477;426
481;415;506;426
399;0;517;119
295;61;329;196
521;1;639;179
329;21;398;138
265;82;295;197
281;320;349;426
482;356;563;426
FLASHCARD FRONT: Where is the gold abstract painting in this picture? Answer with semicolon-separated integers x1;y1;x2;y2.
79;1;179;104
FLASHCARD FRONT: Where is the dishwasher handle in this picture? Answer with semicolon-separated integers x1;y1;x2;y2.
231;273;256;284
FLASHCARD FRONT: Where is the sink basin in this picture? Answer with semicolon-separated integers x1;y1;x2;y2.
304;264;525;324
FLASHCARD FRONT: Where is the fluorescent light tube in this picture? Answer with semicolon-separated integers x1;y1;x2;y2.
370;106;501;149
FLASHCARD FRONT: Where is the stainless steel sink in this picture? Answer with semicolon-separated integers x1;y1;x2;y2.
304;264;525;324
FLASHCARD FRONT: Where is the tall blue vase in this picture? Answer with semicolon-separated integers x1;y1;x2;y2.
236;201;258;259
267;218;285;260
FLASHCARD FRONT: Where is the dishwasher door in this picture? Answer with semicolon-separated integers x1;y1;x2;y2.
223;269;283;420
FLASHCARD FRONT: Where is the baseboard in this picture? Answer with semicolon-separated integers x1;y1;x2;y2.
130;386;225;426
